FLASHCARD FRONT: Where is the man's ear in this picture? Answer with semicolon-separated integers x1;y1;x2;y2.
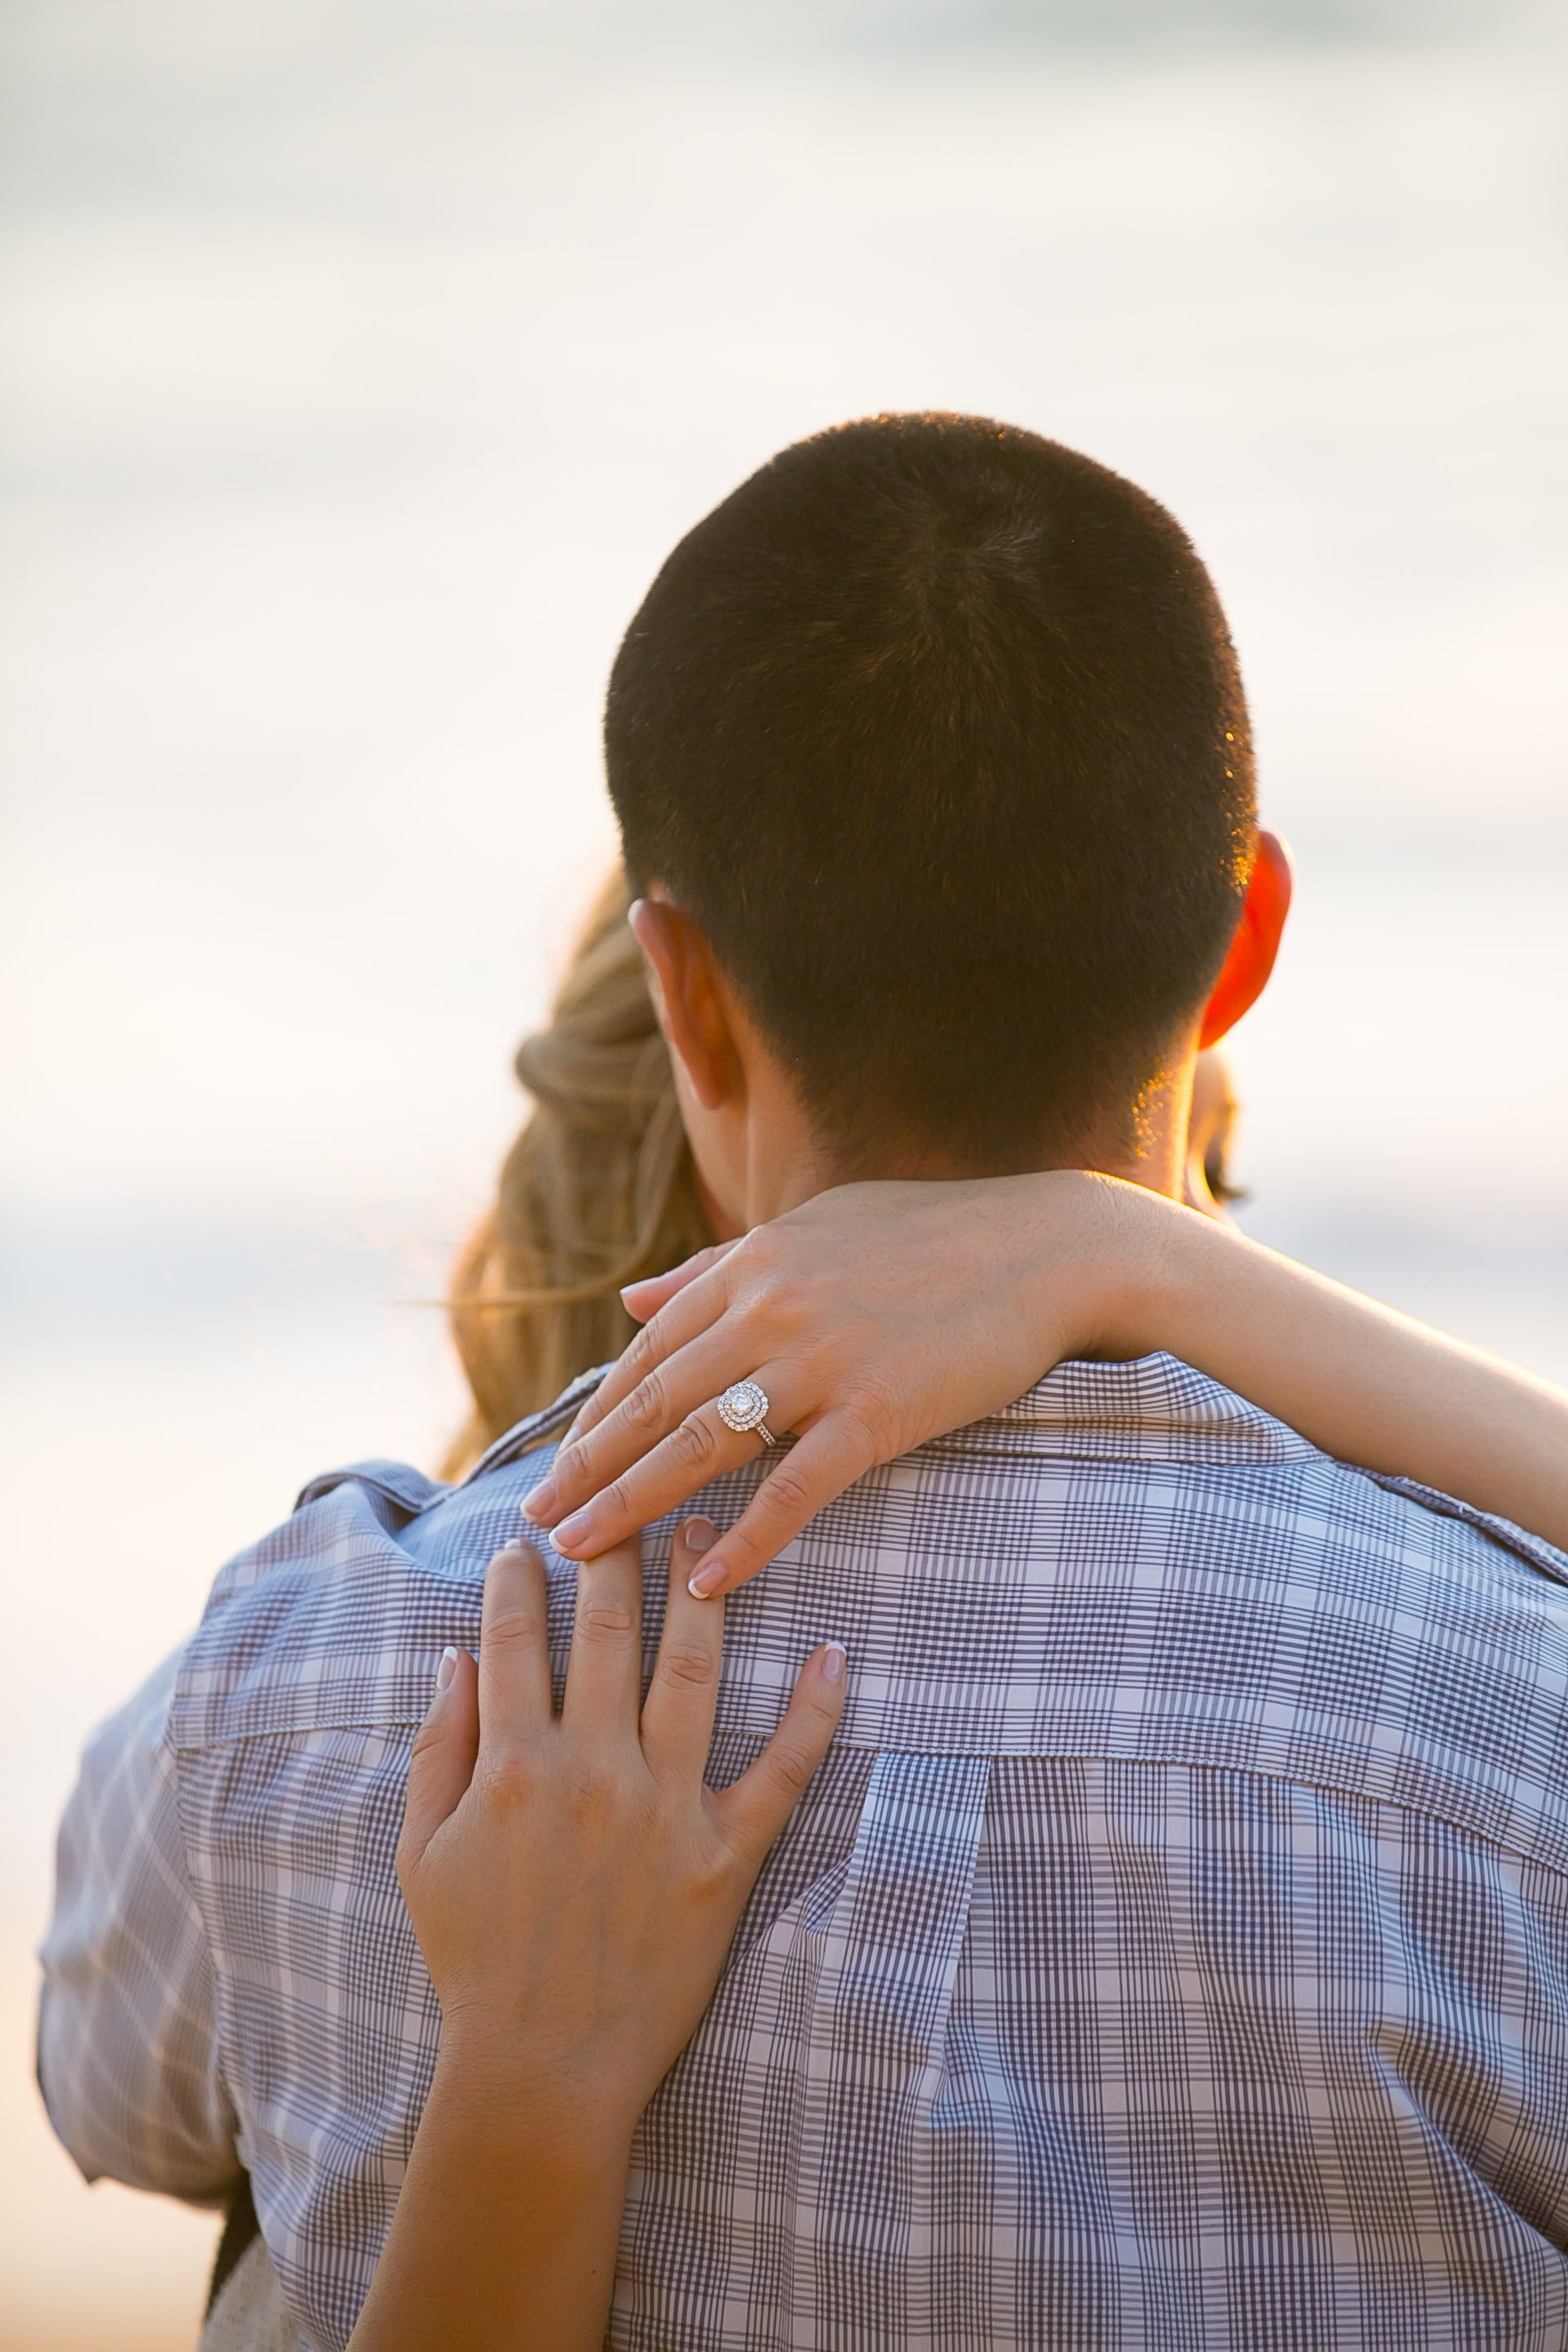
629;893;745;1111
1198;831;1294;1049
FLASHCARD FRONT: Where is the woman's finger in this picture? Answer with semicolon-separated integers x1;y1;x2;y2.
682;1410;884;1598
620;1237;742;1325
532;1321;780;1534
562;1536;644;1732
397;1645;480;1882
639;1521;725;1777
546;1366;804;1561
476;1541;554;1759
716;1642;848;1862
553;1251;738;1455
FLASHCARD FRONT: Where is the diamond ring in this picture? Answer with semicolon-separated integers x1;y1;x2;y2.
717;1379;778;1447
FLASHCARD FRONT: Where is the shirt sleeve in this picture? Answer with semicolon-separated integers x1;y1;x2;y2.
38;1644;240;2203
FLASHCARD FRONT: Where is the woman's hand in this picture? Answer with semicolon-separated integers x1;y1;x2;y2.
524;1170;1177;1599
524;1165;1568;1610
350;1532;846;2352
399;1530;847;2137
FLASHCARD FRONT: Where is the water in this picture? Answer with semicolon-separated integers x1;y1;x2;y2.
3;2;1567;2339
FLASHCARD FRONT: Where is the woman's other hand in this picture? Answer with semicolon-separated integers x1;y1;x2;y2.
397;1530;847;2142
349;1535;844;2352
523;1169;1181;1599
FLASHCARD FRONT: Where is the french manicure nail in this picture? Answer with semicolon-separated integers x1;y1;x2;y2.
435;1646;458;1693
681;1518;719;1556
522;1481;556;1524
552;1509;592;1552
822;1643;847;1682
688;1560;726;1600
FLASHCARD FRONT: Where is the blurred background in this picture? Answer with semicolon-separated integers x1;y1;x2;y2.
3;0;1566;2341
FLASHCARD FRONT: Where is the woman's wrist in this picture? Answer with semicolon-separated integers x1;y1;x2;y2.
429;2021;641;2177
354;2017;639;2352
1019;1170;1212;1367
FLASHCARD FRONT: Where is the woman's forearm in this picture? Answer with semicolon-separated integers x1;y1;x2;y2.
532;1169;1568;1593
1089;1190;1568;1552
347;2049;632;2352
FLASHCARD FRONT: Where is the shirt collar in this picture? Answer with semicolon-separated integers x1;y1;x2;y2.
941;1351;1322;1468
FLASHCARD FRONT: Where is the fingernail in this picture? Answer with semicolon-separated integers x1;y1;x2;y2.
822;1643;847;1683
552;1508;592;1554
435;1646;458;1694
688;1559;726;1600
522;1481;556;1524
681;1518;718;1557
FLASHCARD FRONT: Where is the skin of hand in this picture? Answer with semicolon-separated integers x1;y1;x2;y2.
346;1530;846;2352
526;1169;1155;1594
523;1169;1568;1595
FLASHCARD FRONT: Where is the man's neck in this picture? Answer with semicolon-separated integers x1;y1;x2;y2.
740;1062;1195;1227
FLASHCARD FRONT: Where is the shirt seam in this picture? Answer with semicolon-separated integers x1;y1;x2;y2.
170;1726;1568;1886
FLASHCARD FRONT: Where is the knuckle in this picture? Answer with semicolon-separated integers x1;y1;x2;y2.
623;1320;658;1375
553;1438;588;1489
771;1284;809;1339
766;1742;814;1798
746;1220;781;1266
476;1744;535;1811
835;1388;897;1463
657;1642;718;1690
671;1412;719;1471
804;1686;841;1735
483;1604;544;1658
564;1389;602;1438
578;1597;638;1641
408;1715;445;1765
760;1459;815;1521
724;1521;765;1571
855;1365;905;1424
564;1759;630;1829
722;1242;761;1303
626;1366;667;1431
737;1239;782;1300
686;1846;734;1905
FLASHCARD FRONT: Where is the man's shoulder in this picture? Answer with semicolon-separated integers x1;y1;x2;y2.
168;1379;597;1758
702;1355;1568;1867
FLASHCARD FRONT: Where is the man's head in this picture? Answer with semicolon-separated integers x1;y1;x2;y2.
606;413;1287;1225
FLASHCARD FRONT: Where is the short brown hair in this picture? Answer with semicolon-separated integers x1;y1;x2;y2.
606;413;1255;1172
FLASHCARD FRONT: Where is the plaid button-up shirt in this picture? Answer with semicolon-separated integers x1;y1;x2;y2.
39;1356;1568;2350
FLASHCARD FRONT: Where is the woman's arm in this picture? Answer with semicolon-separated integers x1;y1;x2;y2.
348;1529;844;2352
1104;1187;1568;1540
523;1173;1568;1595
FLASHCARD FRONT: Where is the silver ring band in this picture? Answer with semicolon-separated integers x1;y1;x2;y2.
717;1379;778;1448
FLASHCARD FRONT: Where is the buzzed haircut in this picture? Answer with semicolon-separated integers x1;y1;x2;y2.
605;412;1256;1173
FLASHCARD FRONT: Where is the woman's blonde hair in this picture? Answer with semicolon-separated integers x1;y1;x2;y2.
442;871;715;1477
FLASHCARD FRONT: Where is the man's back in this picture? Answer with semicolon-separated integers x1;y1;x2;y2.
42;1355;1568;2350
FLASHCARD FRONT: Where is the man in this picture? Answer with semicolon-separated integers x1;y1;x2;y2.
42;416;1568;2347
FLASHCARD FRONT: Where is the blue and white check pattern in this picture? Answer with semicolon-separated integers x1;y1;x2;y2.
40;1355;1568;2350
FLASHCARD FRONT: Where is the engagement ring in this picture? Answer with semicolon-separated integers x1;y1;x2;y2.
717;1379;778;1447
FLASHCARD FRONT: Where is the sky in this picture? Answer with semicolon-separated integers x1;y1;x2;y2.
2;0;1567;2341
